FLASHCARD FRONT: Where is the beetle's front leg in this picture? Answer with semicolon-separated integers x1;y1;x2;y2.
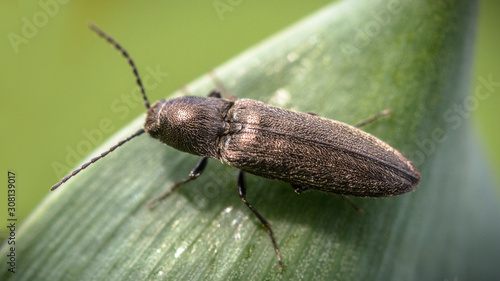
148;157;208;209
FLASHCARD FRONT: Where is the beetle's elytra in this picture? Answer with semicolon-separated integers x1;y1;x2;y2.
51;23;420;268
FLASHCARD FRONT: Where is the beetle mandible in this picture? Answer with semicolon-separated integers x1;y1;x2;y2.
51;23;421;268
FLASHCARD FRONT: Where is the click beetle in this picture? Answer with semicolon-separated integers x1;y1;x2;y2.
51;23;421;267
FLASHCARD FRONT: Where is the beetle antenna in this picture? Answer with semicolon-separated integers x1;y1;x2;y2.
51;129;146;191
88;22;151;109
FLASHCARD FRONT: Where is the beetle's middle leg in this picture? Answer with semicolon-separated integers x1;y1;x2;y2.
148;157;208;209
238;170;283;268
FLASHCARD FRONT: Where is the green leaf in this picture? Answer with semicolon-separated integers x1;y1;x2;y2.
2;0;499;280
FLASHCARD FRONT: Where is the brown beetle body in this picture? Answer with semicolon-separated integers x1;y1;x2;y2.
145;97;420;198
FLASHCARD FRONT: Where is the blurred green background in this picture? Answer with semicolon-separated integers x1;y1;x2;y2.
1;0;499;241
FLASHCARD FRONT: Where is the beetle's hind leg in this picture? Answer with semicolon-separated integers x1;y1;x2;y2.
292;184;362;213
338;195;362;213
354;109;391;128
148;157;208;209
306;107;390;129
238;171;283;268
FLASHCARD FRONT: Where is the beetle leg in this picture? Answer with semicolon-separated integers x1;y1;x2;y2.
208;71;240;101
293;184;361;212
238;171;283;268
148;157;209;209
208;89;222;98
354;109;391;128
338;195;362;213
309;109;390;128
291;184;309;194
208;88;239;102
